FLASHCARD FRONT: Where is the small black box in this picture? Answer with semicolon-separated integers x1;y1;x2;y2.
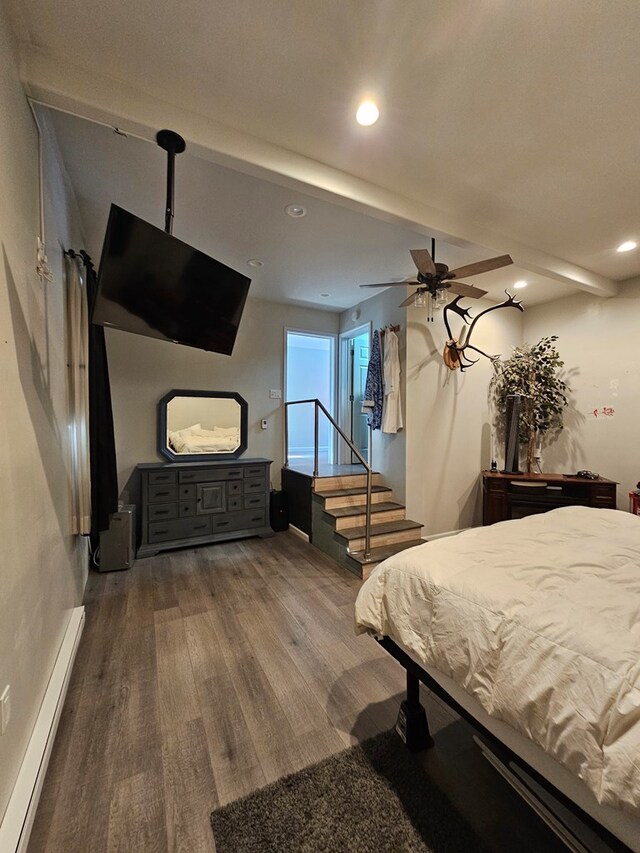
269;490;289;532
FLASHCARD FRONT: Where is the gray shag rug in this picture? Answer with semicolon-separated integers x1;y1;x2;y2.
210;729;488;852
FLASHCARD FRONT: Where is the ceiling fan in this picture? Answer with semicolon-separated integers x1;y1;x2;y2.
360;239;513;308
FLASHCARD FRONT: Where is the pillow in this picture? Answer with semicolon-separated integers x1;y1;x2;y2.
168;423;202;452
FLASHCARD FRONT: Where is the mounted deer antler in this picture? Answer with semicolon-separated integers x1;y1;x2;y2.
443;290;524;371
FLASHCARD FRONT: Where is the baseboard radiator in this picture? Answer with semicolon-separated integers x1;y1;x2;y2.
0;606;85;853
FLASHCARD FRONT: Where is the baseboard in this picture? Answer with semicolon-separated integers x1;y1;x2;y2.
0;606;85;853
288;524;310;542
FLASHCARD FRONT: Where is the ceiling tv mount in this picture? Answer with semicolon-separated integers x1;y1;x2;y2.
156;129;186;235
92;126;251;355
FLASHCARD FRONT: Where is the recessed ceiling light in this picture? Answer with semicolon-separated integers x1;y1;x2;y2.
285;204;306;218
513;280;527;289
356;100;379;126
320;292;330;298
247;258;264;268
617;240;637;253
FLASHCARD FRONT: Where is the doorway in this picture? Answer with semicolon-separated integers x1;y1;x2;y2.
339;324;371;464
284;329;336;465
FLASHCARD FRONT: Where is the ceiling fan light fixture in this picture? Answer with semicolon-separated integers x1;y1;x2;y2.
356;99;379;126
617;240;637;253
413;291;427;308
433;288;449;308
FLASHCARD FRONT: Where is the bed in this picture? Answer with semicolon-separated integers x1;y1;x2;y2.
168;423;240;453
354;506;640;852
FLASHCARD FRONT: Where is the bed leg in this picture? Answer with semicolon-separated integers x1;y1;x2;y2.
395;670;434;752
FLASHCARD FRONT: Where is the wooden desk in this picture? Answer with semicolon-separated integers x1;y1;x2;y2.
482;471;617;526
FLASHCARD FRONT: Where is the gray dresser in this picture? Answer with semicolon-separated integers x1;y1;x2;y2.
136;458;272;557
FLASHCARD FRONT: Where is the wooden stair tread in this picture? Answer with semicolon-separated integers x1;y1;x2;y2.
323;501;404;519
315;484;391;499
335;518;423;541
347;539;425;566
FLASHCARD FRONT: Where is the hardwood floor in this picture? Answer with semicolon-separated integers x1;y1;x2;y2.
28;531;565;852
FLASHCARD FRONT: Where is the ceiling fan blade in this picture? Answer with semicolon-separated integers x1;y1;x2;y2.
360;280;418;289
410;249;436;277
399;289;421;307
445;254;513;280
447;281;487;299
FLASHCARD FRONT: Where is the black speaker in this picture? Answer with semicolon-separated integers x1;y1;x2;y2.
269;490;289;532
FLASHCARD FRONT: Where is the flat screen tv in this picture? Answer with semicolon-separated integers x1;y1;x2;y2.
92;204;251;355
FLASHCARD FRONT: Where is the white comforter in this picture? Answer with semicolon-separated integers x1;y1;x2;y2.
354;506;640;814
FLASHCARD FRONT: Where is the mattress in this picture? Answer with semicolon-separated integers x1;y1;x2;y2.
354;507;640;844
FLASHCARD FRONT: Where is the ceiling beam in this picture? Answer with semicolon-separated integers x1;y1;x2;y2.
21;47;618;299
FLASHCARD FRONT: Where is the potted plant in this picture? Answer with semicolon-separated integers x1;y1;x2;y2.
490;336;569;472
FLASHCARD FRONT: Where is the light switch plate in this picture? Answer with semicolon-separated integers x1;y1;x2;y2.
269;389;282;399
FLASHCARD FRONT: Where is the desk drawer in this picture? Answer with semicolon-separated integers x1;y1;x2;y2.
148;516;212;543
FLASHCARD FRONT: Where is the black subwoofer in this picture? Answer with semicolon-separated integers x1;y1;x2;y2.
269;490;289;532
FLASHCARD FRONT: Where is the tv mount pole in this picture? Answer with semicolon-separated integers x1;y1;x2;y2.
156;129;186;235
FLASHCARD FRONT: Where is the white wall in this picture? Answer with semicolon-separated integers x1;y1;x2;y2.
405;296;523;534
523;280;640;507
106;297;340;491
0;9;86;822
341;288;523;533
339;287;407;503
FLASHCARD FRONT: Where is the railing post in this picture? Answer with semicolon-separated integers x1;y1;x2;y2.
364;467;372;560
313;401;319;477
283;402;289;468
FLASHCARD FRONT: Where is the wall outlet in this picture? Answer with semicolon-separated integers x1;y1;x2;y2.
1;685;10;735
269;389;282;399
260;419;268;430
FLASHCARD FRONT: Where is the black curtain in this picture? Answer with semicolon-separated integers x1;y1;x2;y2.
81;251;119;546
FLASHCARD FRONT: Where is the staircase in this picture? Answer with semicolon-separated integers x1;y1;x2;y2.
310;471;424;580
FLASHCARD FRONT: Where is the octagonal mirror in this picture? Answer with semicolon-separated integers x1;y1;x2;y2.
158;389;248;462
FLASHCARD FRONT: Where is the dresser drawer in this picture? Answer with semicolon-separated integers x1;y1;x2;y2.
243;477;266;494
227;481;242;495
148;502;178;521
179;500;196;517
148;471;177;485
212;509;266;533
148;516;212;543
179;467;243;483
243;464;267;478
244;493;266;509
178;484;196;500
228;496;242;511
148;484;178;502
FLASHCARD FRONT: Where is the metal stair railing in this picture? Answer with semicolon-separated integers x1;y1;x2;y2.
284;398;373;559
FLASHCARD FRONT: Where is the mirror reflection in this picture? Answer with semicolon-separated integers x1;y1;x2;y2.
157;390;248;461
166;396;241;454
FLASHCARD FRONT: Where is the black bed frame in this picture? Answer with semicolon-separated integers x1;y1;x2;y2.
378;636;632;853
